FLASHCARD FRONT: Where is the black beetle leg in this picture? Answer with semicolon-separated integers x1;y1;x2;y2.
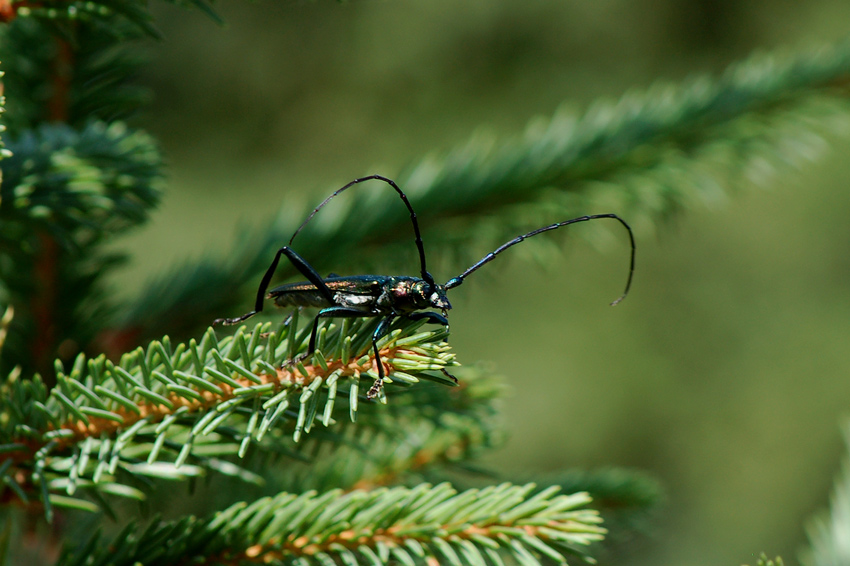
282;306;370;368
214;246;336;326
366;315;395;400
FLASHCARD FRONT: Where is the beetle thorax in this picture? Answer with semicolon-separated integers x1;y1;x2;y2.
378;277;451;314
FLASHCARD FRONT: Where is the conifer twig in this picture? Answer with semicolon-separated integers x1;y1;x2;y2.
0;318;475;518
278;368;505;493
56;483;605;566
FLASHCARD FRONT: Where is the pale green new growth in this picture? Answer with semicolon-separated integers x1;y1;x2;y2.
57;483;605;566
0;317;463;519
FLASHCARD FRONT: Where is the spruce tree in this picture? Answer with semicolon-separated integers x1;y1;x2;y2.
1;3;849;565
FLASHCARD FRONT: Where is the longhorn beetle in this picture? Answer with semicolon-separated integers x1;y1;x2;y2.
214;175;635;399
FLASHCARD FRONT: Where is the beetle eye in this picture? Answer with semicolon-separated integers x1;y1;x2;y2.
430;292;440;303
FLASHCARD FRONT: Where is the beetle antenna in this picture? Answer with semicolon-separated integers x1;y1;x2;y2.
444;214;635;306
288;175;433;284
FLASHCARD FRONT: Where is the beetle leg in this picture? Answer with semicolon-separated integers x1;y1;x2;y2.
281;309;395;400
214;246;336;326
406;311;448;327
406;309;453;349
302;306;367;357
282;306;373;371
367;315;395;400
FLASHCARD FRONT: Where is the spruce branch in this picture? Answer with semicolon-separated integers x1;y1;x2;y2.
0;0;219;136
1;121;161;245
0;121;163;379
1;10;149;133
122;39;850;341
57;482;605;566
0;0;219;40
273;367;505;493
524;469;662;559
0;317;483;519
0;0;221;381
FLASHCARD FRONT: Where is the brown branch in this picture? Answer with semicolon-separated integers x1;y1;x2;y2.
0;0;14;22
243;519;582;564
31;232;59;386
49;34;73;122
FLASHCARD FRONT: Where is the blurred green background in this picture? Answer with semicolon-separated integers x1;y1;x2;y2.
112;1;850;564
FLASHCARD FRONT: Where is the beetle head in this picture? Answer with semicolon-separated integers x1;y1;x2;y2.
410;279;452;314
428;284;452;312
419;271;451;313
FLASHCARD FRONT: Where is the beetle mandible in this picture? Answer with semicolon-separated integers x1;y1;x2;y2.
214;175;635;399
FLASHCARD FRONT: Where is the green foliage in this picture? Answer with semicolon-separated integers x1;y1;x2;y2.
0;121;162;378
0;317;472;519
529;468;662;552
2;1;850;565
0;18;150;135
56;483;605;566
0;0;217;136
0;0;217;382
